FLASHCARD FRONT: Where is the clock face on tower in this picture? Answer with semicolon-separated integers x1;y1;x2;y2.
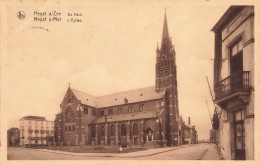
65;108;75;123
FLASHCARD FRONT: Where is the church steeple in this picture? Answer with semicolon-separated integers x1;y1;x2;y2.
161;10;171;50
155;10;180;146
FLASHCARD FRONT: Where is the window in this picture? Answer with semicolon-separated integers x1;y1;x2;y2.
73;125;75;132
139;104;144;111
165;62;168;75
128;106;133;113
84;107;88;114
69;126;71;132
109;108;113;115
118;107;122;114
121;124;126;136
110;125;115;136
231;40;243;57
91;127;96;137
65;126;67;132
100;110;104;116
96;110;100;117
100;126;105;137
92;110;95;116
133;123;138;135
160;63;164;77
230;40;243;74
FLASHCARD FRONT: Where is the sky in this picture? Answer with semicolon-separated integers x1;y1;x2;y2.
2;1;230;140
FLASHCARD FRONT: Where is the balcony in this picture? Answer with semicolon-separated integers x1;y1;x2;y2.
214;71;251;104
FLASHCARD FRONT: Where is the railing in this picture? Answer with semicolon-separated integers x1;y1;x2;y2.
215;71;250;100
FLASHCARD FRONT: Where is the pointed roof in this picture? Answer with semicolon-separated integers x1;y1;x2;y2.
161;10;170;48
70;88;96;107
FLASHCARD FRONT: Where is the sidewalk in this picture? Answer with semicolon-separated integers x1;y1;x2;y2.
25;145;183;158
202;144;220;160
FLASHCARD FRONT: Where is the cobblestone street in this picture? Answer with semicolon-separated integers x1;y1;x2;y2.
8;143;220;160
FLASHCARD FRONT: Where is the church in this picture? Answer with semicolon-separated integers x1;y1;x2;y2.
54;12;181;148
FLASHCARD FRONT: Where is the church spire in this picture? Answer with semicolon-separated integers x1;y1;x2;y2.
161;9;170;48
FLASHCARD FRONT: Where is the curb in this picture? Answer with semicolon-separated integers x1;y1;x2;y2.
202;149;209;160
22;146;184;158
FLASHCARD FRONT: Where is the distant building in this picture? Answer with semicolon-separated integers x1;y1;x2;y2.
54;11;182;148
182;117;198;144
19;116;54;146
212;6;254;160
7;128;20;146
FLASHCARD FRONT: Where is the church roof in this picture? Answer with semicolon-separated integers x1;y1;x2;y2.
71;88;96;107
90;110;157;124
96;86;164;108
70;86;164;108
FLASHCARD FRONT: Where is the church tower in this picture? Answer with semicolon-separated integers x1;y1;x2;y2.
156;11;180;146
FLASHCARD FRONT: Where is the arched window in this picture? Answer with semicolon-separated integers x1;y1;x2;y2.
110;125;115;136
133;123;138;135
91;127;96;137
121;124;126;136
139;104;144;111
100;126;105;137
128;106;131;113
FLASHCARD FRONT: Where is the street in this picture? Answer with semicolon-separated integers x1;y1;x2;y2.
7;143;219;160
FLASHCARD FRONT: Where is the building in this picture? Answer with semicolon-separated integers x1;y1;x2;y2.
211;6;254;160
182;117;198;144
19;116;54;146
7;128;20;147
55;11;182;148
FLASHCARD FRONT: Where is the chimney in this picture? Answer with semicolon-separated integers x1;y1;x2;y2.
188;117;191;125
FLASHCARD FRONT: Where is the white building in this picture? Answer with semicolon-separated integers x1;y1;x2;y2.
212;6;254;160
19;116;54;146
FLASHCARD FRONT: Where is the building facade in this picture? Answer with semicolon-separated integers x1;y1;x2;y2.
182;117;198;145
54;12;182;148
212;6;254;160
19;116;54;146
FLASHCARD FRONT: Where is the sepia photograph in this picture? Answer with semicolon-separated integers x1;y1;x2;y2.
0;0;259;163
